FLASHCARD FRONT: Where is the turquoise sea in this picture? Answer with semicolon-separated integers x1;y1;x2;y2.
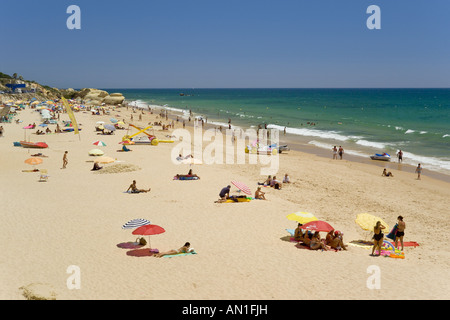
106;89;450;175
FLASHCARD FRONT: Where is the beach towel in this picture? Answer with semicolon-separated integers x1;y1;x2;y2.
163;250;197;258
348;240;374;249
173;175;199;180
386;223;398;240
389;241;420;247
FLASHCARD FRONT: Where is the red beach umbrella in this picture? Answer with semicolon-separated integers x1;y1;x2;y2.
132;224;165;249
300;220;334;233
231;180;252;195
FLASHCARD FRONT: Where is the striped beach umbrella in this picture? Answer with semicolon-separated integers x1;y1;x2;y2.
122;218;151;229
231;180;252;195
92;140;107;147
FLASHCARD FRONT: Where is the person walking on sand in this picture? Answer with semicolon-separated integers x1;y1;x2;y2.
415;163;422;180
371;221;386;256
395;216;406;251
338;146;344;160
62;151;68;169
397;149;403;163
332;146;338;160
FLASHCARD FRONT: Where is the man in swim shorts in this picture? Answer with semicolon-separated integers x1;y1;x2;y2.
397;150;403;163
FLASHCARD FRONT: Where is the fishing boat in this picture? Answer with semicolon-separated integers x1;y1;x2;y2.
20;141;48;149
370;153;391;161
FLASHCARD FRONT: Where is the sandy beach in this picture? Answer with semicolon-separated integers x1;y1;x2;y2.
1;104;449;300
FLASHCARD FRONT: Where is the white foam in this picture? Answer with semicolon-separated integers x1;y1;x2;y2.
355;139;389;150
267;124;352;142
405;129;415;134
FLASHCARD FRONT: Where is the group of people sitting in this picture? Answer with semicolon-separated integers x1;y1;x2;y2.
293;223;347;251
258;174;290;190
35;127;52;135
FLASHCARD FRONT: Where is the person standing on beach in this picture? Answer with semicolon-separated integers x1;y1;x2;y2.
371;221;386;256
62;151;68;169
338;146;344;160
332;146;338;160
395;216;406;251
397;150;403;163
415;163;422;180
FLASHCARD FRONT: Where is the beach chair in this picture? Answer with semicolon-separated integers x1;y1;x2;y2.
39;169;49;182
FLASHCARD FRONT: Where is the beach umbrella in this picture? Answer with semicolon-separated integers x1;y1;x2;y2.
92;140;107;147
231;180;252;195
110;118;118;123
94;156;115;164
104;124;116;131
25;157;43;166
122;219;151;229
287;212;318;225
355;213;389;232
88;149;105;156
300;220;334;233
119;140;135;145
96;121;105;125
132;224;165;249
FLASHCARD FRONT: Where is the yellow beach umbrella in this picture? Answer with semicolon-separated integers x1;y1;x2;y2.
94;156;115;164
287;212;318;224
355;213;389;232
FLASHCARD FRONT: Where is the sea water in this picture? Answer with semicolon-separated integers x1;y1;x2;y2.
106;88;450;175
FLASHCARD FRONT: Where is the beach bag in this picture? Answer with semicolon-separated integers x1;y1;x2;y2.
137;237;147;246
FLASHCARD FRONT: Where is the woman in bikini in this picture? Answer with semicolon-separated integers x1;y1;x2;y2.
153;242;191;258
310;232;327;251
371;221;386;256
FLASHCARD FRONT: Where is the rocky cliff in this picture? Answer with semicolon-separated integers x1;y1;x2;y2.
0;72;125;105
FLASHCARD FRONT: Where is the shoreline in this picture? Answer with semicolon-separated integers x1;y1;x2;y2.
126;99;450;184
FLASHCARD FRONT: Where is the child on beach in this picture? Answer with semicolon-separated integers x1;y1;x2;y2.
415;164;422;180
382;168;394;177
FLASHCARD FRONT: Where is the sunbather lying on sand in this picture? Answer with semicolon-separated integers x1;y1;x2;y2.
127;180;151;193
153;242;191;258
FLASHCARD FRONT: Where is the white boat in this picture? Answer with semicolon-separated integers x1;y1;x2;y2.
370;153;391;161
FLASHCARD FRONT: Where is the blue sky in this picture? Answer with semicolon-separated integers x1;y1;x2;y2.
1;0;449;88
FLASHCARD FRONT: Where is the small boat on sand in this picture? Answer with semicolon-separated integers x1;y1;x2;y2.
370;153;391;161
20;141;48;149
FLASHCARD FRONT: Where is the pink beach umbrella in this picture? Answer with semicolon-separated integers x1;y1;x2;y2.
231;180;252;195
